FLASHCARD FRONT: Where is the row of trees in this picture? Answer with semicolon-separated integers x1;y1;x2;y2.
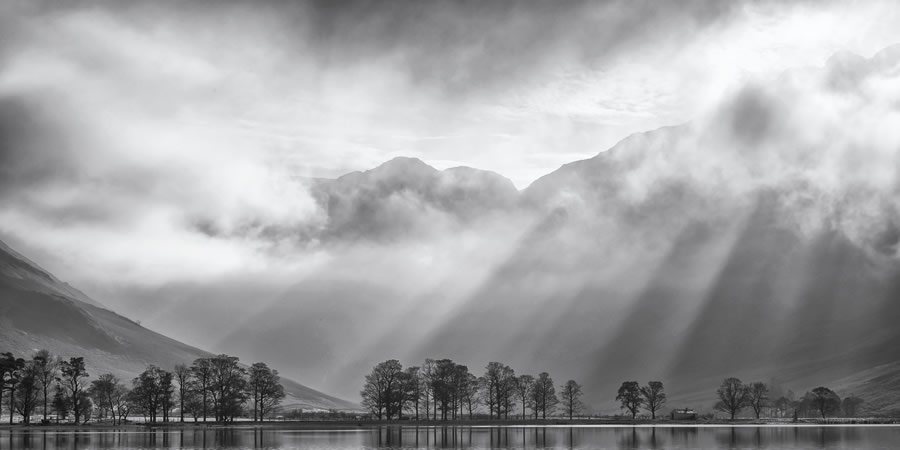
614;381;667;420
0;350;90;425
361;359;584;421
611;378;866;421
714;377;864;420
0;350;285;424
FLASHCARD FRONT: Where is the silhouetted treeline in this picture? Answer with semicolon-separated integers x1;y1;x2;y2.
610;377;867;421
711;377;865;420
360;359;583;420
0;350;285;424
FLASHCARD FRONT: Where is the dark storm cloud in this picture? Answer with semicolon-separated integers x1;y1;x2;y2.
3;0;827;98
295;0;784;94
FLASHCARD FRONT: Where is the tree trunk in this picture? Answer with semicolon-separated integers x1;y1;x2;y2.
43;385;49;421
72;394;79;424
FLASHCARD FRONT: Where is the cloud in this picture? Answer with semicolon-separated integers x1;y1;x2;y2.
4;0;900;401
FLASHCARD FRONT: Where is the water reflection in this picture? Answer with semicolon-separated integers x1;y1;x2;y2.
0;425;898;449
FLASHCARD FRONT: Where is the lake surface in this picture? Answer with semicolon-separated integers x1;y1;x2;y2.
1;425;899;449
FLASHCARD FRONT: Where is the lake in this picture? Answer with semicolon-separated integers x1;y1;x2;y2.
1;425;899;449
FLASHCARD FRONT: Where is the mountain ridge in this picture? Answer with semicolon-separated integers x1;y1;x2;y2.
0;238;358;411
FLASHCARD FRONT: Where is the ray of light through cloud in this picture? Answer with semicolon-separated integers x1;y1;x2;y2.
3;0;900;403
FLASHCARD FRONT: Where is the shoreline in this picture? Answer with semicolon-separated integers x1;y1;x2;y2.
1;418;898;431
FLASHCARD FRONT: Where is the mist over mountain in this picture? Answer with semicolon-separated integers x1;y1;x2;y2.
178;45;900;414
0;239;358;411
308;157;518;241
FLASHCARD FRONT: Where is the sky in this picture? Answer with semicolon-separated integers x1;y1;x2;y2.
3;0;900;401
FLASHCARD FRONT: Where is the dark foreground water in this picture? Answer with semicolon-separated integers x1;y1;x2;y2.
1;425;899;450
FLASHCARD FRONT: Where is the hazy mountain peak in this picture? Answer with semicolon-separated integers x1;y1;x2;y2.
309;157;521;241
441;166;518;193
368;156;438;177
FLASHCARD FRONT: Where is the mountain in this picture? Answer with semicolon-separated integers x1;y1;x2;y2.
0;239;358;411
309;157;519;241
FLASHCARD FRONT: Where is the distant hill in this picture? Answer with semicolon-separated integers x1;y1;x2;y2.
0;239;358;412
309;156;518;241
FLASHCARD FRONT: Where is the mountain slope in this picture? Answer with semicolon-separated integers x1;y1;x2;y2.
0;239;357;411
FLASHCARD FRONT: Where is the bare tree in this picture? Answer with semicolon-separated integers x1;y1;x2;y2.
208;355;247;422
160;370;174;422
32;350;59;422
0;353;25;424
249;362;285;421
616;381;643;420
190;358;214;421
401;366;421;419
131;366;168;423
531;372;558;419
111;382;132;424
746;382;769;419
449;364;475;420
516;375;534;420
714;377;748;421
51;385;71;422
60;357;89;424
360;359;403;420
173;364;192;422
421;359;435;420
460;372;480;418
89;374;128;424
640;381;666;420
481;362;516;419
559;380;583;420
13;360;41;424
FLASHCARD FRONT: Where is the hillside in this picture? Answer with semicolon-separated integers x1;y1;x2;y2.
0;239;357;411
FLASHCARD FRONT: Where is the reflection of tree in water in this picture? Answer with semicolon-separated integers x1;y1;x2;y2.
706;426;867;448
615;427;639;448
0;425;887;450
530;427;548;449
712;426;746;447
667;426;698;447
